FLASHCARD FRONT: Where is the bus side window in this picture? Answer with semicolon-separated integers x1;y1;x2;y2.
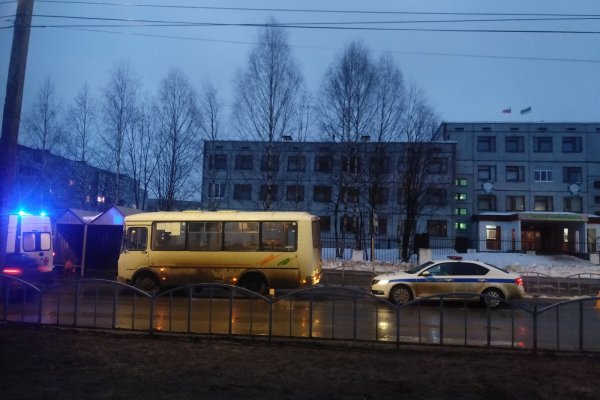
127;227;148;251
224;222;259;251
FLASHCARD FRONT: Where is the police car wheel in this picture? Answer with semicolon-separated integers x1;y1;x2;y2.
482;288;504;308
390;285;413;304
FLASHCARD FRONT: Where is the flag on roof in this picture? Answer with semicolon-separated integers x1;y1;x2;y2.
502;108;511;114
520;106;532;114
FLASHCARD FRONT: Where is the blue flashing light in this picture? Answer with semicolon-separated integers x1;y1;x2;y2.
17;210;28;216
39;211;47;217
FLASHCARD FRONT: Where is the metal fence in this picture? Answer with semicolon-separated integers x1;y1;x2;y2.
321;234;596;262
2;274;600;354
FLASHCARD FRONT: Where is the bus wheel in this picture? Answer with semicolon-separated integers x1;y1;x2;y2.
134;273;159;293
239;274;268;295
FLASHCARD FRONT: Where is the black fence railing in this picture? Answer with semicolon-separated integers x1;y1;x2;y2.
2;275;600;354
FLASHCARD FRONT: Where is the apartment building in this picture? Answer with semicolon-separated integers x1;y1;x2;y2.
202;123;600;255
201;139;457;243
437;122;600;253
10;144;139;216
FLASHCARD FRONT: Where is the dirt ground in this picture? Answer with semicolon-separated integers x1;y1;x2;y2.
1;324;599;400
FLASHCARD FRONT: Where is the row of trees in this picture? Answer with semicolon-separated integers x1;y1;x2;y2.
22;21;439;259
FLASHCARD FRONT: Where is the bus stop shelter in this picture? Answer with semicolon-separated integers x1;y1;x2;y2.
54;206;142;276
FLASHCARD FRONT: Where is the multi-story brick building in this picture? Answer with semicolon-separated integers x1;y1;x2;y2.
10;144;139;217
438;122;600;253
202;122;600;256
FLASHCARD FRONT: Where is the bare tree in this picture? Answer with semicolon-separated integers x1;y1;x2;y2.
64;83;99;209
20;77;65;209
152;68;201;211
232;20;305;210
23;76;64;153
317;41;378;253
65;83;98;163
199;82;229;210
101;61;139;206
397;84;441;261
124;94;158;210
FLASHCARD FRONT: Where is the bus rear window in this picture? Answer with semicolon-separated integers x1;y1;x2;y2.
312;220;321;249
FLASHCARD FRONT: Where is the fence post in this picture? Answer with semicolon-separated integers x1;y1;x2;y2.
533;304;538;356
268;299;273;343
579;301;584;352
149;295;155;335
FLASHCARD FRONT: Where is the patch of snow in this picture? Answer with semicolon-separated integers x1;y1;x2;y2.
323;251;600;278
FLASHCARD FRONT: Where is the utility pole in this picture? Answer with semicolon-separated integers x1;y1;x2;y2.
0;0;35;267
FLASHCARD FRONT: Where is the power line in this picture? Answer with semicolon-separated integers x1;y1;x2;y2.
55;26;600;64
24;14;600;34
33;1;600;18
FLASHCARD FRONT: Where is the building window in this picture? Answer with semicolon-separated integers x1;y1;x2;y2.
259;185;278;201
427;220;447;237
534;170;553;182
341;215;358;233
209;154;227;170
287;156;306;172
313;186;332;202
455;193;467;201
314;155;333;172
563;167;582;183
477;165;496;181
373;217;388;235
564;196;582;213
342;156;361;174
319;216;331;232
506;195;525;211
208;183;225;199
286;185;304;202
455;222;468;230
260;155;279;172
235;154;253;170
427;188;447;206
455;178;467;186
506;166;525;182
454;208;468;215
534;196;554;211
369;155;390;173
427;157;447;174
369;187;389;205
477;136;496;152
341;186;359;204
477;195;497;211
594;181;600;190
233;184;252;200
594;196;600;204
533;137;553;153
562;137;582;153
505;136;524;152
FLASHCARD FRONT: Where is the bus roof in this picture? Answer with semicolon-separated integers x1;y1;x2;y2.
124;210;318;223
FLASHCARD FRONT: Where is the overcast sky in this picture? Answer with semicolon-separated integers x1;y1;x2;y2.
2;0;600;135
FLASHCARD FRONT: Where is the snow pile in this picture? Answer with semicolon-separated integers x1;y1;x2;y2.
323;252;600;278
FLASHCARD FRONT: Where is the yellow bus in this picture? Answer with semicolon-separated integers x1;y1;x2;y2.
117;210;322;294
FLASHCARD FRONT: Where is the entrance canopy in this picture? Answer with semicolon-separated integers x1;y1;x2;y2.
473;212;595;255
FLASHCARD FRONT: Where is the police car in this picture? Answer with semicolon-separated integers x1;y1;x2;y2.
371;256;525;307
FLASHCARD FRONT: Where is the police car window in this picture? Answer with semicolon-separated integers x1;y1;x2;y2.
424;263;453;276
454;262;489;276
